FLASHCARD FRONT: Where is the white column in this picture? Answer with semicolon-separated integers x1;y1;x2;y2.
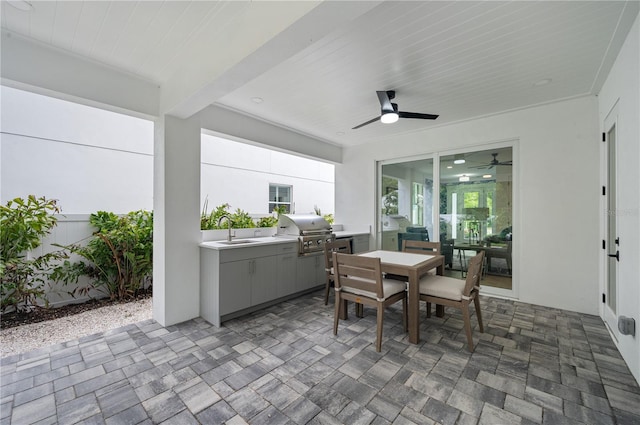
153;114;201;326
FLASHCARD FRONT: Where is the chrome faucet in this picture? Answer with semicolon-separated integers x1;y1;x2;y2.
218;214;234;242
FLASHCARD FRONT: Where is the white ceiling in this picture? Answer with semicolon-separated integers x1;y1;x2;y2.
2;1;638;149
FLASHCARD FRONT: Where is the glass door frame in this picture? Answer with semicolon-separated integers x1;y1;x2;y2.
375;140;519;299
602;103;619;338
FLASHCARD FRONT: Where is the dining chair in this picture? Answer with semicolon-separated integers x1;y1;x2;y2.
323;239;352;305
333;252;407;352
402;239;441;255
484;240;512;275
391;240;441;279
418;251;485;351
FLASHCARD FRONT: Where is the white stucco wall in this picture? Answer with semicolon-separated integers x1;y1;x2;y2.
598;13;640;383
336;95;600;315
0;86;154;214
1;87;335;216
201;134;334;216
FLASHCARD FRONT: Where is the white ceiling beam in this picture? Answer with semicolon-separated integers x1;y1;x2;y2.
199;105;341;164
162;1;382;119
1;31;160;119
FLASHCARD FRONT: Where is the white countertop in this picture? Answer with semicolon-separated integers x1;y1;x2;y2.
333;230;369;238
200;230;369;250
200;236;297;250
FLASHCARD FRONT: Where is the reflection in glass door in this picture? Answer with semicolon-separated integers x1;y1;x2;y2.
440;147;513;290
379;158;434;252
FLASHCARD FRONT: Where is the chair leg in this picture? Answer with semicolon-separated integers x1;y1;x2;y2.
402;297;408;332
461;303;474;352
426;301;432;318
324;278;331;305
333;293;341;336
474;295;484;333
356;303;364;318
376;303;384;352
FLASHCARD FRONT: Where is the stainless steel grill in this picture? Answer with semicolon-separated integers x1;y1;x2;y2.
276;214;335;256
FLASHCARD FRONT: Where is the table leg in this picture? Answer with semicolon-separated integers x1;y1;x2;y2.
408;269;420;344
436;259;445;318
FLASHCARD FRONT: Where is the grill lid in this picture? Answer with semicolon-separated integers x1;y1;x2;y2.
277;214;332;234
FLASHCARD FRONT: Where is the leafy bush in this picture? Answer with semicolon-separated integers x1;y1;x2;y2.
200;200;232;230
313;205;334;225
256;216;278;228
201;201;277;230
54;210;153;300
0;196;65;313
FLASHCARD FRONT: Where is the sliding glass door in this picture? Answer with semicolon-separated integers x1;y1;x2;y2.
377;146;513;292
439;147;513;290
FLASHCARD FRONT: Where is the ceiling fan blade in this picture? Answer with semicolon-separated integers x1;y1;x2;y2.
376;91;394;113
352;116;381;130
398;111;439;120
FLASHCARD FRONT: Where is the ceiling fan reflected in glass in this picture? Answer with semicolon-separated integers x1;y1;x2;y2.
352;90;439;129
471;153;512;169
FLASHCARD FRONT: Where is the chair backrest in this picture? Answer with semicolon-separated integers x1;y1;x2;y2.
402;240;440;255
333;252;384;299
463;251;485;297
324;239;352;271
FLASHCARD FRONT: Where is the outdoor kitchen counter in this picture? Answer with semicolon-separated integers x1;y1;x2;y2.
200;236;295;250
333;230;369;238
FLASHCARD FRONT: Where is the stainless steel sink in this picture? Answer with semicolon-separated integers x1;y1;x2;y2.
218;239;256;245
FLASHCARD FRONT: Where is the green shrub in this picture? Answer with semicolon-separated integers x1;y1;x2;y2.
201;201;276;230
54;210;153;300
257;216;278;228
0;196;65;313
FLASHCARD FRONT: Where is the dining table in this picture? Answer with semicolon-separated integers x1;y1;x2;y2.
357;250;445;344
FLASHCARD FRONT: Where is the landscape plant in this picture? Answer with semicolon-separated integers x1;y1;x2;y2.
53;210;153;301
313;205;334;225
201;201;279;230
0;196;65;313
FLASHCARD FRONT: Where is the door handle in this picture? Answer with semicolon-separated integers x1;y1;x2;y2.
608;251;620;262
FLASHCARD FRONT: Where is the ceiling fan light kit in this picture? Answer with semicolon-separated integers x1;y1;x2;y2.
352;90;439;129
381;112;399;124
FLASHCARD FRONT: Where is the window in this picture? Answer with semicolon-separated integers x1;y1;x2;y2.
269;184;292;213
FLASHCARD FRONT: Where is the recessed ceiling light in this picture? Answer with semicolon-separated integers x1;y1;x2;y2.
459;175;470;182
6;0;33;11
447;165;453;169
483;174;492;179
533;78;552;87
453;154;465;164
251;97;263;104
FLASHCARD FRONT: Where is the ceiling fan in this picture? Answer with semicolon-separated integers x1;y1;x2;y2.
471;153;512;169
352;90;439;129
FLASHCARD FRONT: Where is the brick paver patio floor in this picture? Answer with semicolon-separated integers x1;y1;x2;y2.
2;290;639;424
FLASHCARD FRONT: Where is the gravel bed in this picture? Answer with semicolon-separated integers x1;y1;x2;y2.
1;298;152;358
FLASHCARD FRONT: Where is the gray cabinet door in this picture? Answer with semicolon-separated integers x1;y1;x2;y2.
251;256;278;306
277;253;297;297
353;235;370;253
297;255;325;291
219;260;251;315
